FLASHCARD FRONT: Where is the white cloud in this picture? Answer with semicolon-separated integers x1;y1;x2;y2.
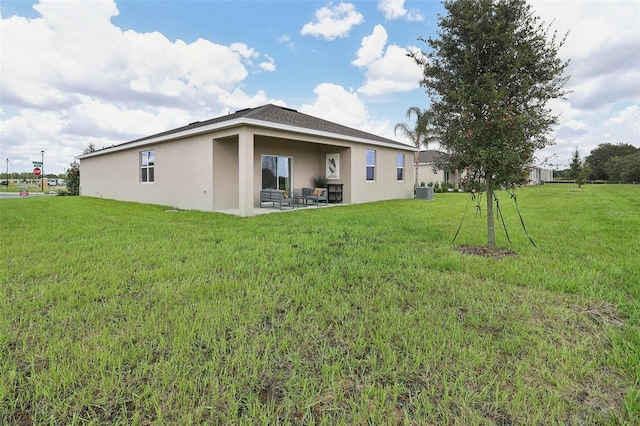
299;83;395;140
259;55;276;72
2;3;254;110
218;89;285;112
352;25;422;96
352;24;387;67
378;0;424;21
300;2;364;41
0;0;273;173
528;0;640;164
277;34;294;49
606;105;640;137
230;42;258;60
358;45;422;96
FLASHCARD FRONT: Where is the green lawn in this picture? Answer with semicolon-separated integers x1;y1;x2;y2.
1;185;639;424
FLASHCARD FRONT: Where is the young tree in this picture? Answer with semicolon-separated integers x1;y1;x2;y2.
394;107;438;190
83;142;96;154
567;147;582;178
412;0;569;247
67;143;95;195
66;161;80;195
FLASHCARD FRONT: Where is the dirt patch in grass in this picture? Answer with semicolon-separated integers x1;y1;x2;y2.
456;244;517;259
573;301;626;328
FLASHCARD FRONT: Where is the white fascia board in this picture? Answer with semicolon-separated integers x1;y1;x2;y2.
76;118;248;159
77;117;416;159
241;118;418;152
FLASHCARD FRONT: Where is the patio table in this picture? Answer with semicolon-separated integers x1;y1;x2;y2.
293;188;309;207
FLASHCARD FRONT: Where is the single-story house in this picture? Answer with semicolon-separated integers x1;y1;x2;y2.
77;104;417;216
416;150;463;186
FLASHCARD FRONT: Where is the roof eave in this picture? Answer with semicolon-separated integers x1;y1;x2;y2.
76;117;416;160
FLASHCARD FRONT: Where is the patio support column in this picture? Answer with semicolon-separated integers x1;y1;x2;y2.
238;128;254;217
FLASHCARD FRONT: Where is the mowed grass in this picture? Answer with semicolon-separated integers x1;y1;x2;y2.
1;185;639;425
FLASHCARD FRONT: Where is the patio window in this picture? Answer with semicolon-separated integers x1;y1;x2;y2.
140;150;154;183
262;155;292;195
366;150;376;181
397;153;404;181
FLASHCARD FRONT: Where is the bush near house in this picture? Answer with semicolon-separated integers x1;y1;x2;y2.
1;185;639;424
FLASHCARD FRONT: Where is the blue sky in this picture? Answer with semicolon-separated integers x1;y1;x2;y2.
1;0;639;174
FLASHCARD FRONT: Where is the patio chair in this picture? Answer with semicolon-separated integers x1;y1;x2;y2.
303;187;328;206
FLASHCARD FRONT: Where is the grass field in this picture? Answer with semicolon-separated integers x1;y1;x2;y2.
1;185;639;425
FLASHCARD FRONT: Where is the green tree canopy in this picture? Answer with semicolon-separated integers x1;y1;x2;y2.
585;143;639;180
605;152;640;183
412;0;570;247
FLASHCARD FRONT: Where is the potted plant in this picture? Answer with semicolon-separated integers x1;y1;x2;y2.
312;175;327;188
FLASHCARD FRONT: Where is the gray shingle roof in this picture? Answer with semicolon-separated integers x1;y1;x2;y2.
124;103;409;148
418;150;444;164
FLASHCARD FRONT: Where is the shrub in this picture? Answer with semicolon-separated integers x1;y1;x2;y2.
312;175;327;188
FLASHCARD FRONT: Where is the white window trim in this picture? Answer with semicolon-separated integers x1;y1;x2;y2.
140;150;154;184
366;149;376;182
397;153;404;182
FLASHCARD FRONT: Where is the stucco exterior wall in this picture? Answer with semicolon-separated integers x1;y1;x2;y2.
349;145;414;205
80;135;214;211
418;163;446;186
213;138;239;211
253;135;324;206
252;133;413;206
80;125;415;215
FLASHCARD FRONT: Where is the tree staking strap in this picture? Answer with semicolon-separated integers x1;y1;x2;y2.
506;188;547;252
475;191;483;218
452;189;548;252
493;191;511;244
451;192;473;245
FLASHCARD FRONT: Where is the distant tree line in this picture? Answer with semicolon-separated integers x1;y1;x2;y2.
553;143;639;183
585;143;639;182
4;172;66;180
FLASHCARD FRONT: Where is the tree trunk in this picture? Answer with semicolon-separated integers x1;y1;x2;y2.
486;173;496;248
414;151;419;190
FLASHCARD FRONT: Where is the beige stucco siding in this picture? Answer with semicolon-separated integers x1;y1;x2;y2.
81;135;214;211
212;138;239;211
418;163;446;186
79;122;415;215
349;145;414;204
253;135;323;205
251;132;412;206
252;133;354;206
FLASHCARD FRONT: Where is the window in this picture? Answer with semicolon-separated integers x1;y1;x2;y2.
141;150;154;183
397;154;405;181
261;155;292;194
366;149;376;181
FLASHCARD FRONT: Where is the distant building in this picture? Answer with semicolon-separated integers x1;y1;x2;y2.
417;150;553;186
416;150;464;186
527;166;553;184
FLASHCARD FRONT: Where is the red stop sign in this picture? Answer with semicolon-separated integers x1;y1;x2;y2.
33;167;41;176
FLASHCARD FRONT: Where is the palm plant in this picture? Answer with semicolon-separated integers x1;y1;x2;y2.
394;107;438;190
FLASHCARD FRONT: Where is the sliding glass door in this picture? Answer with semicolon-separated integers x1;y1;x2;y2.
261;155;292;195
